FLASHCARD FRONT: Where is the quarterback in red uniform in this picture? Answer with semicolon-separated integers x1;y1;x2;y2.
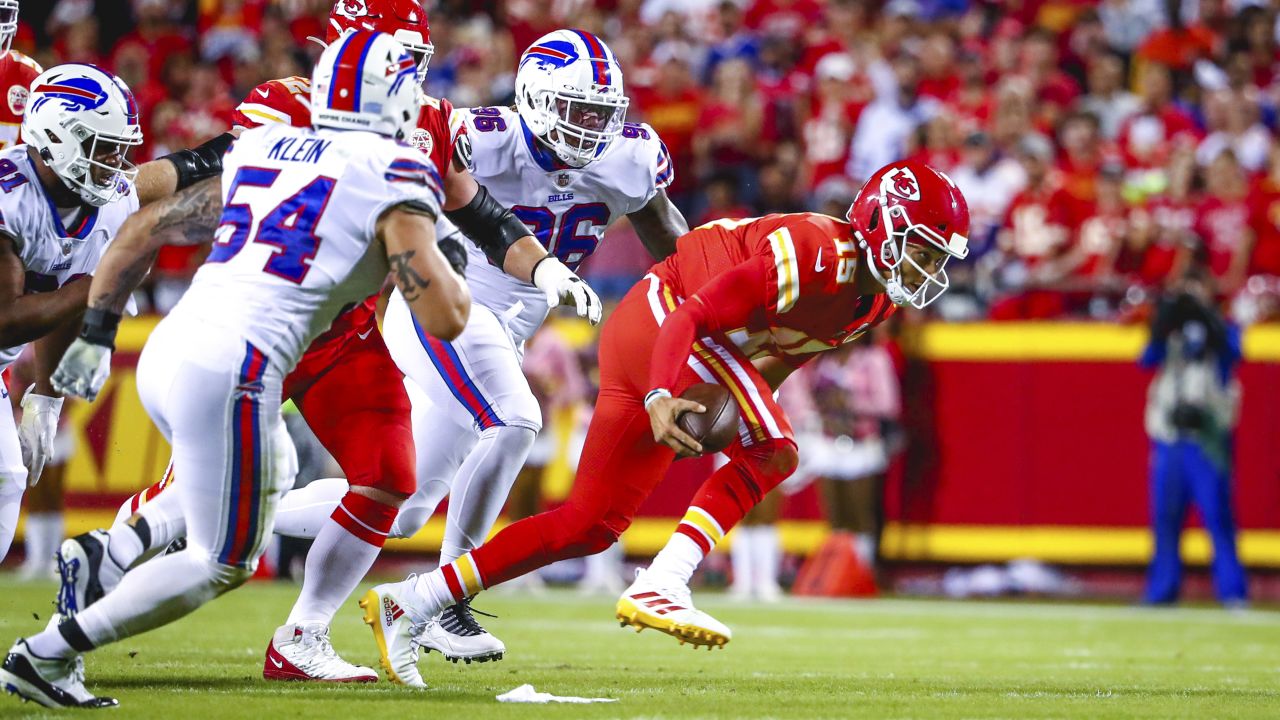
0;0;39;150
364;161;969;676
55;0;603;685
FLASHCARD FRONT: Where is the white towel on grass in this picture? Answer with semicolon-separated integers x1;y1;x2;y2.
496;684;617;704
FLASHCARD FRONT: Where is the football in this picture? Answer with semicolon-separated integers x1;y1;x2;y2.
675;383;739;454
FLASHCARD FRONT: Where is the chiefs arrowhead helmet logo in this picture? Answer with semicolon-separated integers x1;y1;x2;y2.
881;167;921;202
337;0;369;19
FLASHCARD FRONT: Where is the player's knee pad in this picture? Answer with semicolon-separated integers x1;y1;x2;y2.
492;393;542;435
0;469;28;497
742;438;800;483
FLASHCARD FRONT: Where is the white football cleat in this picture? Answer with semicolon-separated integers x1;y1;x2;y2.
416;599;505;664
360;579;426;688
263;623;377;683
55;530;124;617
0;639;116;709
616;569;732;649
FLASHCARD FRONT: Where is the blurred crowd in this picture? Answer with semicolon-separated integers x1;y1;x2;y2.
18;0;1280;321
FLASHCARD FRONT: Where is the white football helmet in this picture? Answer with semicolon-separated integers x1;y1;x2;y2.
24;64;143;207
311;29;420;141
0;0;18;55
515;29;629;168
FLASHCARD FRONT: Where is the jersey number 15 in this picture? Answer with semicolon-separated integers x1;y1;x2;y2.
207;167;336;284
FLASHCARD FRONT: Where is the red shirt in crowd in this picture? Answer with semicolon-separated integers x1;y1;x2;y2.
1195;194;1252;279
1248;178;1280;276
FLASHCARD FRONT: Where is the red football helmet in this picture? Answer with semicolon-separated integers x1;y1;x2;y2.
326;0;434;81
845;161;970;309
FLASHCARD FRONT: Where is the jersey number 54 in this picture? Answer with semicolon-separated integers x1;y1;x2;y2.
207;167;336;284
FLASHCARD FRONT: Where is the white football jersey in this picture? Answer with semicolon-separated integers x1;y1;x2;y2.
445;105;673;342
0;145;140;369
172;123;443;371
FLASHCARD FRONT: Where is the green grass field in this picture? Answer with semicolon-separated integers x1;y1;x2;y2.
0;576;1277;718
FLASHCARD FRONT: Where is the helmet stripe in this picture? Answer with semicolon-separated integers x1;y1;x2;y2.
328;30;377;113
571;29;609;86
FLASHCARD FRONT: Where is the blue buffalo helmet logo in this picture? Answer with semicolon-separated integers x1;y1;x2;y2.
520;40;579;72
30;75;110;115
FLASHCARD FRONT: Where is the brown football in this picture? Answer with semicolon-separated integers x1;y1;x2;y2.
675;383;740;454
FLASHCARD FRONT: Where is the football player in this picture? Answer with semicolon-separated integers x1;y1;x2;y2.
0;63;233;565
0;0;42;150
365;162;969;670
2;32;468;709
51;0;603;684
346;28;685;676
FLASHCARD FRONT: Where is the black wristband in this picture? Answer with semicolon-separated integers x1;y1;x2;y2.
437;233;468;277
445;184;531;268
162;132;235;191
80;307;122;350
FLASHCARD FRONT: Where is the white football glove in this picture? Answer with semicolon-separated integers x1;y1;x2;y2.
531;256;603;325
18;385;64;487
51;337;113;402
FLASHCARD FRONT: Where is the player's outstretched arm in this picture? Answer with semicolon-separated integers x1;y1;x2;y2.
0;234;90;348
52;177;224;401
132;131;238;207
379;203;470;341
627;188;688;261
442;169;602;324
91;177;224;315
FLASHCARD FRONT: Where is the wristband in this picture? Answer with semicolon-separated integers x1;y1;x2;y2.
80;307;122;350
644;388;672;410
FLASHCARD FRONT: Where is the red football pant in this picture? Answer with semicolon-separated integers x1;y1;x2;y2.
284;325;416;497
465;278;797;591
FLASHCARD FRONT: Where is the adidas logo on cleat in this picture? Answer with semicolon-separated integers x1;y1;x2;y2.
382;597;403;626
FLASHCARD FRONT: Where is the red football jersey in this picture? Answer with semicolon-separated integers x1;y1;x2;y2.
652;213;896;366
0;50;42;150
231;76;462;353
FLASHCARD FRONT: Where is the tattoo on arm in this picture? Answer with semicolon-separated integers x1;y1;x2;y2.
151;178;224;247
388;250;432;302
89;248;159;314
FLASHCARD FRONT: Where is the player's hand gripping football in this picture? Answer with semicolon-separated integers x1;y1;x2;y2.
52;337;113;403
531;256;603;325
645;391;705;457
17;386;64;487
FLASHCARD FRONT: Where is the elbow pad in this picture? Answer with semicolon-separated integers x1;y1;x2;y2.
445;184;531;268
162;132;235;191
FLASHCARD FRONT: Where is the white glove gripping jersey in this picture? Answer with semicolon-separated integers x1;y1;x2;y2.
442;105;673;342
171;124;443;372
0;145;140;369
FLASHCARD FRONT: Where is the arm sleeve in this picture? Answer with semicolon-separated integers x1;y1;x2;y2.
649;255;771;392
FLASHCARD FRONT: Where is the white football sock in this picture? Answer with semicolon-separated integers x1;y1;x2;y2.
0;479;24;564
754;526;781;596
581;541;623;590
729;527;754;594
439;426;534;564
648;532;705;587
273;477;348;540
409;570;457;621
854;532;876;568
76;549;252;649
286;518;381;626
20;511;62;577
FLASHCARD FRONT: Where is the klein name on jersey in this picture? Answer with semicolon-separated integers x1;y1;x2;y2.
266;136;332;164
